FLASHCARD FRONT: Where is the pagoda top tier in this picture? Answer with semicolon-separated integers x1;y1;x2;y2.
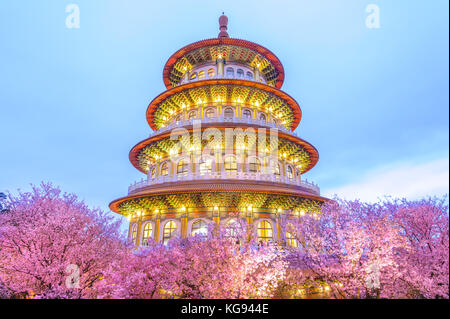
162;14;285;89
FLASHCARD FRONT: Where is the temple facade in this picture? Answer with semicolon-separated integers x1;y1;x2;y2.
109;14;327;246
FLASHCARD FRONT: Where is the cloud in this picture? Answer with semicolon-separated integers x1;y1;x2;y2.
323;157;449;202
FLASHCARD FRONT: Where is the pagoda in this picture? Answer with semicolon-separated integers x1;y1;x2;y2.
110;14;328;246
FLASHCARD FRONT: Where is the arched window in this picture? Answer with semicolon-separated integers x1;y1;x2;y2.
207;68;215;78
257;220;273;242
199;159;212;175
224;156;237;173
259;113;266;122
224;107;234;119
160;162;169;176
131;223;137;243
177;160;188;176
286;232;298;248
226;67;234;78
198;70;205;79
191;220;208;238
237;69;244;78
175;115;181;123
242;109;251;119
246;71;253;80
287;166;294;180
249;157;261;173
163;221;177;245
150;168;156;179
188;111;196;120
190;72;197;80
142;223;153;246
205;108;215;118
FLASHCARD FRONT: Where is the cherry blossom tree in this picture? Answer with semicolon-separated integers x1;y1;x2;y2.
282;197;449;299
99;223;287;299
389;197;449;298
0;182;447;299
0;183;126;298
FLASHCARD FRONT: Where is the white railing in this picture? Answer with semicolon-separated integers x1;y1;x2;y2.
179;73;267;86
149;116;298;138
128;171;320;195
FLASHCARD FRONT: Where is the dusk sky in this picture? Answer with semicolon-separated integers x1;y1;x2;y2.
1;1;448;218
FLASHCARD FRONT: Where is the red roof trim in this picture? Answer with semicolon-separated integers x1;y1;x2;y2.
146;79;302;131
129;125;318;175
162;38;285;89
109;188;327;214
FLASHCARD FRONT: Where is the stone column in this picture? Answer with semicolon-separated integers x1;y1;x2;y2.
154;215;161;243
216;58;225;77
276;215;283;243
181;213;188;238
246;209;253;242
135;220;142;246
128;220;133;241
254;67;260;82
213;207;220;225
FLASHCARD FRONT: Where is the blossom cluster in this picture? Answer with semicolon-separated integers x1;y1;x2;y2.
0;184;447;299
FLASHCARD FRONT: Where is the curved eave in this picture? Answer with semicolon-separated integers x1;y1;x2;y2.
163;38;285;89
109;182;328;214
129;125;319;174
146;79;301;131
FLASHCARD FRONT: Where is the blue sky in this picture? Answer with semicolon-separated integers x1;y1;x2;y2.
0;1;448;216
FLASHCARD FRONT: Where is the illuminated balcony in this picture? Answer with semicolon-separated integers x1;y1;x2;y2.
128;171;320;195
149;115;296;138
